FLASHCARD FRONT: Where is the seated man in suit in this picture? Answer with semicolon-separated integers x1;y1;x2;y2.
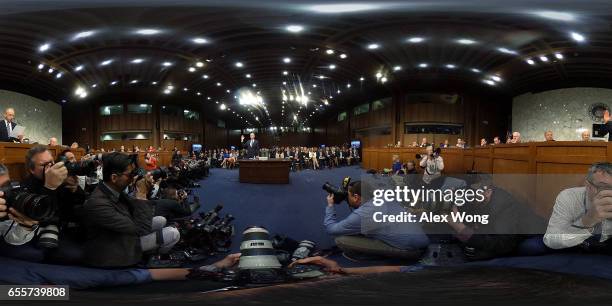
241;132;260;158
0;107;21;142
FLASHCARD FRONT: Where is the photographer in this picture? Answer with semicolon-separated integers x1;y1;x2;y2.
153;187;193;220
81;152;179;268
0;164;39;246
544;162;612;252
419;145;444;185
324;181;429;260
22;145;76;249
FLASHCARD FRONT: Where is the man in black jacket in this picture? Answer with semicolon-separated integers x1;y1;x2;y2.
81;152;179;268
0;107;19;142
241;132;260;158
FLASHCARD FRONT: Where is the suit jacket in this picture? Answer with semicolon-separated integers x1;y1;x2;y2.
80;183;153;268
0;120;16;142
242;139;260;158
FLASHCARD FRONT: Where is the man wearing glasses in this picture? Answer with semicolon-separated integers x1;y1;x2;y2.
81;152;179;268
544;162;612;251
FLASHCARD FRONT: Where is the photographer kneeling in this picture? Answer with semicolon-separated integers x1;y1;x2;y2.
81;152;179;268
324;180;429;261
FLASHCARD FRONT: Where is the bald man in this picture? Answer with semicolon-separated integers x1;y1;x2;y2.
582;130;591;141
0;108;17;142
544;130;555;142
48;137;58;146
510;132;521;144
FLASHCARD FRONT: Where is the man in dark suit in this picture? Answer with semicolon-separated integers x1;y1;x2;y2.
0;108;18;142
241;132;260;158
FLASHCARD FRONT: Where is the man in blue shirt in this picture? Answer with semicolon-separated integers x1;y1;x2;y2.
324;180;429;260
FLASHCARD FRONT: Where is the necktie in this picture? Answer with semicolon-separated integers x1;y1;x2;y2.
250;140;253;147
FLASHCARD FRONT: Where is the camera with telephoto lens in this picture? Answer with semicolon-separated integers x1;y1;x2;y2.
58;155;99;177
0;182;56;223
322;177;351;204
416;147;441;160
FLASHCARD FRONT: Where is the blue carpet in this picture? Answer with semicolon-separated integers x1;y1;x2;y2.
195;166;365;252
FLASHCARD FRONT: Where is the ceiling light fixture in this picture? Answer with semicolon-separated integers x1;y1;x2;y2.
37;63;44;70
308;3;382;14
367;43;380;50
498;47;518;55
539;55;549;62
192;37;209;44
286;25;304;33
235;62;244;68
72;30;96;40
131;58;144;64
555;53;564;59
283;57;291;63
471;68;481;73
407;37;425;43
534;11;576;22
393;65;402;71
135;28;161;35
100;59;113;66
38;43;51;52
445;64;457;69
526;59;535;65
326;49;335;55
329;64;336;70
74;65;84;72
195;62;204;67
570;32;586;42
162;62;173;67
339;53;347;59
456;38;477;45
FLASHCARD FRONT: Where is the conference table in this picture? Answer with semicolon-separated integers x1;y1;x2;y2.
238;159;291;184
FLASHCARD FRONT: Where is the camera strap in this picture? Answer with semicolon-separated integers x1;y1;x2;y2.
155;228;164;246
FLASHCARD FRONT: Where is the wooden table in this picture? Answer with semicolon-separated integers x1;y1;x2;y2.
239;159;291;184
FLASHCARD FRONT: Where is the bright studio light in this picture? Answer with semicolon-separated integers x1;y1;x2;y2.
286;25;304;33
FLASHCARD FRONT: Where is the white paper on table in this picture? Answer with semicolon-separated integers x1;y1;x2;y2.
9;125;25;138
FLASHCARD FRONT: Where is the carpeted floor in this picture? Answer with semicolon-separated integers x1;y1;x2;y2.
194;166;364;252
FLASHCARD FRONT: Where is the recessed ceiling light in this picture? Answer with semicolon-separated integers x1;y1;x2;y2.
202;74;209;79
72;30;96;41
130;80;139;84
375;72;382;78
483;79;496;86
184;88;189;91
283;71;288;75
570;32;586;42
445;64;457;69
226;89;230;93
308;3;382;14
188;67;196;72
286;25;304;33
339;53;347;59
55;72;63;79
100;59;113;66
418;63;429;68
283;81;287;85
91;84;98;88
497;47;518;55
252;83;257;87
539;55;549;62
490;75;502;82
393;65;402;71
359;77;365;81
555;53;564;59
162;62;173;67
534;11;576;22
346;83;351;88
526;59;535;65
407;37;425;43
329;64;336;70
367;43;380;50
283;57;291;63
235;62;244;68
319;75;325;79
131;58;144;64
38;43;51;52
135;28;161;35
195;62;204;67
456;38;477;45
74;65;84;72
216;82;222;86
326;49;335;55
380;77;388;83
192;37;209;44
37;63;44;70
312;84;317;87
151;81;158;85
246;74;251;78
110;81;118;86
471;68;481;73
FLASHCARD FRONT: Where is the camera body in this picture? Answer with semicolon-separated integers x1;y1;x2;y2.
416;147;441;160
58;155;99;177
0;182;56;223
322;177;351;204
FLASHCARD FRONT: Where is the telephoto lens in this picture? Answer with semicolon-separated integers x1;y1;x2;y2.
38;224;60;248
291;240;316;262
237;226;284;284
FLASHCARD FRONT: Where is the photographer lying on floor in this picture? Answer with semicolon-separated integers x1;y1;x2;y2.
324;180;429;261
